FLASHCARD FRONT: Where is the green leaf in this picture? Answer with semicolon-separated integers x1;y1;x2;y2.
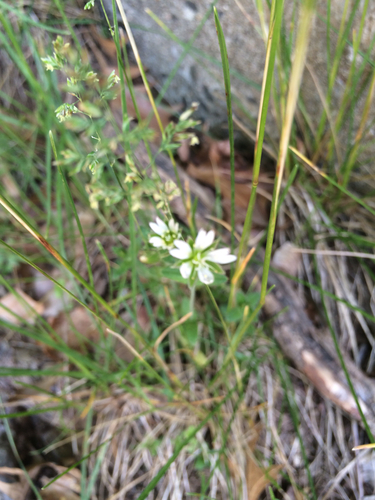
212;273;228;286
222;306;244;323
161;267;188;284
182;319;198;347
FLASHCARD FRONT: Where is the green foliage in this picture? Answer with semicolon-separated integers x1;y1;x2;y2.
0;246;21;273
2;0;375;498
159;102;200;153
41;35;70;71
84;0;95;10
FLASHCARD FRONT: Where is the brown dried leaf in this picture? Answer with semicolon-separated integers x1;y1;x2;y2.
187;162;270;227
244;424;283;500
246;456;282;500
0;469;25;500
0;464;81;500
0;480;24;500
50;306;100;350
177;139;191;163
137;303;151;333
37;464;81;500
0;288;44;326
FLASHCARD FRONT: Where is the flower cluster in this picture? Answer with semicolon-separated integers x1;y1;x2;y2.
149;218;236;285
149;217;181;250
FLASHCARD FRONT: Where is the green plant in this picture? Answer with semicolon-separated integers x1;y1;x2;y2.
0;0;375;499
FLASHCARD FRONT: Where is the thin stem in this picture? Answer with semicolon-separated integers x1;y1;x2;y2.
260;0;317;305
206;285;242;389
189;284;196;313
214;7;236;256
229;0;283;307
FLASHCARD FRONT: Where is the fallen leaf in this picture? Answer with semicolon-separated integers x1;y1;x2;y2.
177;139;191;163
37;464;81;500
137;303;151;333
0;464;81;500
0;288;44;326
187;162;271;227
0;479;24;500
50;306;100;350
243;424;283;500
246;455;282;500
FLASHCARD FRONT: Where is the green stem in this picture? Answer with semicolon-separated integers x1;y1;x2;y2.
213;7;235;260
229;0;284;306
260;0;317;305
189;283;196;313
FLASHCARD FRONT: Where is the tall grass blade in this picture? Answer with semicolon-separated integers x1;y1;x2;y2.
213;7;235;255
231;0;284;306
261;0;317;305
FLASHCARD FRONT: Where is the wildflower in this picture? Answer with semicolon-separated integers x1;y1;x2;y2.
149;217;181;250
169;229;236;285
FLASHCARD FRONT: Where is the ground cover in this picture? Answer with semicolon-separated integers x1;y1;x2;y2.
0;1;375;499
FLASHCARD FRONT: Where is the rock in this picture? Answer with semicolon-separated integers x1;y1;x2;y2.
102;0;375;152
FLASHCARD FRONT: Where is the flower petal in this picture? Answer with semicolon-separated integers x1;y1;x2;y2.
206;248;237;264
149;236;164;248
156;216;167;228
180;262;193;279
171;240;192;258
170;241;192;260
195;229;215;250
197;265;214;285
168;219;179;232
150;217;167;236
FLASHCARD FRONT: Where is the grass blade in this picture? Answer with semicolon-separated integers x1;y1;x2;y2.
230;0;284;306
260;0;317;304
214;7;235;256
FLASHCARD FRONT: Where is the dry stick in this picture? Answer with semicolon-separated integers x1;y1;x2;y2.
292;248;375;260
260;0;317;305
153;312;192;351
152;313;192;388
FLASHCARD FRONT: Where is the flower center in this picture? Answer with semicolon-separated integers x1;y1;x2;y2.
163;229;179;247
192;250;205;267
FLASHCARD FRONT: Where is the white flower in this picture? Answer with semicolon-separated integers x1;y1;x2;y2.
169;229;236;285
149;217;181;249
